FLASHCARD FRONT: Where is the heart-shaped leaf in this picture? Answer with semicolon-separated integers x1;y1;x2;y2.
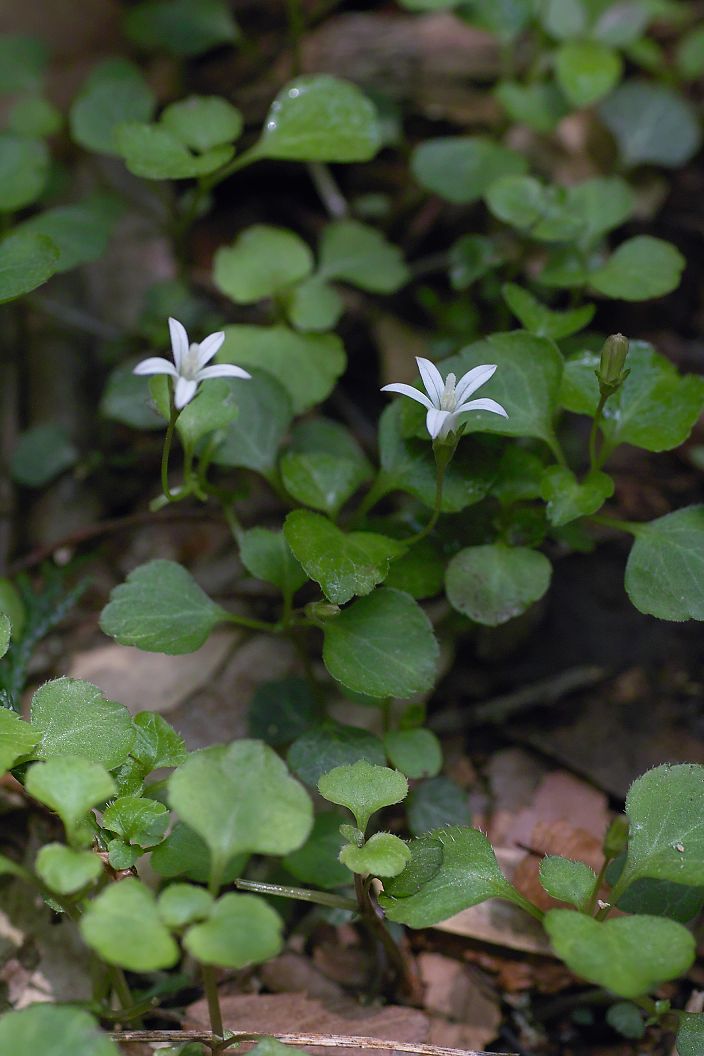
35;844;103;895
80;877;179;971
116;122;233;179
340;832;411;877
157;883;213;928
184;893;283;967
317;219;408;293
102;796;169;848
599;81;702;168
161;95;243;151
555;40;622;107
384;729;442;779
69;58;156;155
26;757;115;847
445;544;552;626
589;236;685;301
318;760;408;832
214;225;313;304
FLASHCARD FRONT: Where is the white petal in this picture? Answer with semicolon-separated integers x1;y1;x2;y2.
454;363;497;404
381;382;433;410
456;397;509;418
133;357;178;377
195;331;225;368
196;363;252;382
426;407;451;439
174;376;198;409
416;357;444;406
169;317;189;372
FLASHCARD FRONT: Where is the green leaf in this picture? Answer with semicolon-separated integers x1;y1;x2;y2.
219;325;345;415
539;0;587;39
150;821;247;884
176;379;238;448
448;234;502;290
615;876;704;924
0;613;9;661
0;132;49;211
116;121;233;179
100;360;164;431
0;1006;117;1056
287;722;386;788
107;840;140;870
239;528;307;596
340;832;411;877
281;452;371;518
540;467;614;526
214;225;313;304
31;677;135;770
284;511;405;605
212;371;293;474
16;197;121;274
286;277;343;332
124;0;238;56
382;835;444;897
544;910;695;998
625;508;704;621
247;1041;306;1056
539;856;596;910
26;756;115;846
184;892;283;967
486;176;582;242
589;236;685;301
599;81;702;167
567;175;635;247
560;343;704;453
555;40;622;107
255;75;381;163
494;80;567;133
380;826;518;927
168;740;313;888
8;95;62;137
383;538;445;600
0;231;60;303
318;760;408;832
283;812;350;889
322;588;439;699
0;708;39;774
132;712;187;772
290;417;371;466
35;844;103;895
317;219;408;293
592;1;652;47
606;1002;645;1040
383;729;442;779
0;34;47;93
445;544;552;626
161;95;243;151
11;423;78;487
676;26;704;80
103;796;169;848
157;883;214;928
411;136;527;205
502;284;594;340
70;58;156;155
100;560;228;654
80;877;179;971
677;1012;704;1055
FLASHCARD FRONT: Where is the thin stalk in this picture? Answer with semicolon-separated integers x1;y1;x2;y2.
585;858;610;917
201;964;224;1039
545;432;568;468
507;891;545;924
222;611;282;634
109;967;136;1017
308;162;348;218
588;393;608;472
589;513;640;536
161;406;179;502
204;146;261;193
235;878;356;911
349;475;390;527
404;458;447;546
353;874;417;998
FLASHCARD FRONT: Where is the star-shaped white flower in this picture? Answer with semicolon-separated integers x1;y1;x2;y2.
381;357;508;440
134;317;251;410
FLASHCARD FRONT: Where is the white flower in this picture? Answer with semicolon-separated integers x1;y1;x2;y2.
381;357;508;440
134;317;251;410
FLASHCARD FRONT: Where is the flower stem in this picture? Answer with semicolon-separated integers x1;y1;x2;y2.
588;393;608;472
201;964;224;1039
161;407;179;502
405;453;448;545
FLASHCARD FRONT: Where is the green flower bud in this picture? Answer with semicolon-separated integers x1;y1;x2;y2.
603;814;629;858
304;600;340;624
596;333;630;395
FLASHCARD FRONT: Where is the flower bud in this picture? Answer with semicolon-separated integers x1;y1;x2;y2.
603;814;629;858
596;333;630;395
304;600;340;623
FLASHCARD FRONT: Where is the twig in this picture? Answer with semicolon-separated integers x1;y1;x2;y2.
111;1029;514;1056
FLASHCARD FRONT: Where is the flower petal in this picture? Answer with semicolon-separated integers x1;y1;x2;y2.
174;376;198;409
196;363;252;382
169;317;189;372
456;397;509;418
416;357;444;406
425;407;452;439
133;357;178;377
195;331;225;368
381;382;433;410
454;363;497;404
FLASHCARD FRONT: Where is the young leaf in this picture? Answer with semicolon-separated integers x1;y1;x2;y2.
544;910;695;998
411;136;527;205
287;722;386;788
0;709;39;775
589;236;685;301
35;844;103;896
102;796;169;848
284;510;405;605
340;832;411;877
184;893;283;967
322;588;439;699
157;883;214;928
0;231;60;303
212;371;292;474
383;729;442;779
539;856;596;910
131;711;187;772
219;325;346;415
116;122;233;179
100;560;228;654
318;760;408;832
502;283;594;340
168;740;313;888
555;40;622;107
606;1002;646;1040
150;821;247;885
281;452;372;518
599;81;702;168
283;812;351;889
239;528;307;596
317;219;408;293
161;95;243;151
0;1005;117;1056
625;508;704;621
26;757;115;847
406;777;470;837
445;544;552;626
540;467;614;526
69;58;156;155
31;677;135;770
123;0;238;56
80;877;179;971
254;75;381;163
214;225;313;304
0;132;49;211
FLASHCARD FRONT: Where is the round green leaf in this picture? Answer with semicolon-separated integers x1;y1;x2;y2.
340;832;411;877
599;81;702;168
157;883;213;928
80;877;179;971
317;219;408;293
555;40;623;108
544;910;695;998
11;423;78;487
70;58;156;155
287;722;386;788
412;136;527;205
35;844;103;895
539;856;596;910
116;121;233;179
255;75;381;163
26;756;115;846
214;225;313;304
606;1001;646;1040
0;231;59;304
322;588;439;699
100;560;228;654
318;760;408;832
184;892;283;967
383;729;442;780
286;277;343;331
0;132;49;212
625;508;704;621
0;1006;116;1056
446;544;552;626
123;0;238;57
161;95;243;151
589;236;685;301
31;677;134;770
